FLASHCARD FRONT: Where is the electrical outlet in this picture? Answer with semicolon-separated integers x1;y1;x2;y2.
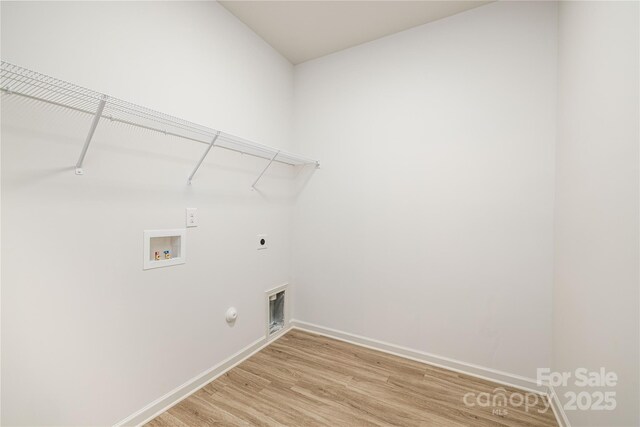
186;208;198;227
257;234;268;250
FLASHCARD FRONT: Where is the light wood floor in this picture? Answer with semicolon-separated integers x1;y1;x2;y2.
146;330;558;426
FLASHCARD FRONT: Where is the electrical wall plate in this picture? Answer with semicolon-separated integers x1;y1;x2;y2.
186;208;198;227
257;234;268;250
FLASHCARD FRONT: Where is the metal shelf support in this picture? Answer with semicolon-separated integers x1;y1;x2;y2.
252;150;280;190
188;131;221;184
75;96;107;175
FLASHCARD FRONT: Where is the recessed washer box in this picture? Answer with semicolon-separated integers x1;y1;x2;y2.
143;229;186;270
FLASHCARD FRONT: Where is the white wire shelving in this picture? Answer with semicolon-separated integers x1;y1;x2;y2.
0;61;319;188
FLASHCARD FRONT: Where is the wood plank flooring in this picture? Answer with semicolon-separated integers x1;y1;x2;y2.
146;330;558;426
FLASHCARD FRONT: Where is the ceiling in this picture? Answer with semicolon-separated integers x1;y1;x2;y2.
219;1;491;65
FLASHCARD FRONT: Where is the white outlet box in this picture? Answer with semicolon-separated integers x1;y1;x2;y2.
257;234;268;250
186;208;198;227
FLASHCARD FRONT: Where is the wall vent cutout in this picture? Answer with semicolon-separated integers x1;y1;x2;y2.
265;284;288;339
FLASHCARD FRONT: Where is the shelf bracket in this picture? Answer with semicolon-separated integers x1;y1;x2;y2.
187;131;221;185
251;150;280;190
75;96;107;175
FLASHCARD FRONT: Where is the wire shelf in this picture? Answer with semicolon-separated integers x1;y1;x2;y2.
0;61;319;181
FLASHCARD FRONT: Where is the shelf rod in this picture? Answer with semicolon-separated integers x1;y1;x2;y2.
187;131;221;185
75;96;107;175
251;150;280;190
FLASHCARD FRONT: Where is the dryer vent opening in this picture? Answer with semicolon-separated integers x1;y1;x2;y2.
269;290;285;335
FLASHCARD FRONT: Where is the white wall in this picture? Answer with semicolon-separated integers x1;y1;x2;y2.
554;2;640;426
292;1;557;380
4;1;638;426
1;1;296;425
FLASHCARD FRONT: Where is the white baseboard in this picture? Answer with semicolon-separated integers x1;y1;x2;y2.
291;320;570;427
548;385;572;427
290;319;548;395
113;327;290;427
115;321;566;427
